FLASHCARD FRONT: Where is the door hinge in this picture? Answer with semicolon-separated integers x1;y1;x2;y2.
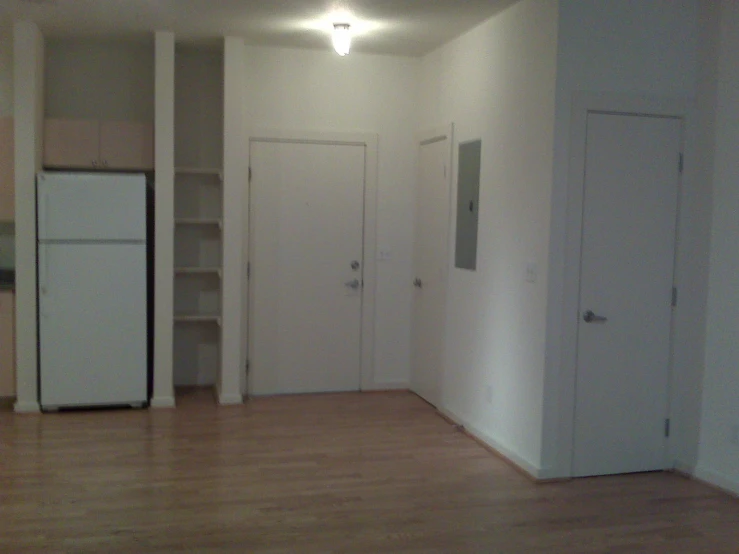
678;153;684;174
672;286;678;308
665;418;671;438
248;166;252;183
246;359;250;373
247;262;251;280
444;164;447;178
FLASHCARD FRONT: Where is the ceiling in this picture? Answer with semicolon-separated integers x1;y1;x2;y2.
0;0;518;57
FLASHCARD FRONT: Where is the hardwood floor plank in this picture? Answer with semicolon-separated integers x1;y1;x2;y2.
1;390;738;553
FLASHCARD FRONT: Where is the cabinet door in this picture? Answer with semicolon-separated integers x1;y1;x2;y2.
99;121;154;170
44;119;100;169
0;117;13;221
0;292;14;398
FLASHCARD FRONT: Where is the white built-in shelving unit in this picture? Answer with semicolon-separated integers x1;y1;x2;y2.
172;46;224;388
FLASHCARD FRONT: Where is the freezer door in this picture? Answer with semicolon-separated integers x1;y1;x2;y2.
37;173;147;242
39;243;147;407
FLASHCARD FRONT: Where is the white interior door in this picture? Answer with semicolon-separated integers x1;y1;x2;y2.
39;243;147;408
411;135;452;407
249;140;366;395
573;112;682;477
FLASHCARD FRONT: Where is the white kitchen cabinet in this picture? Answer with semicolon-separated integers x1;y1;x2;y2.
0;117;14;222
0;291;15;398
44;118;154;170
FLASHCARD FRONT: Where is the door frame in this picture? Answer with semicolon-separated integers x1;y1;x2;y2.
411;123;454;407
558;94;692;477
244;129;379;394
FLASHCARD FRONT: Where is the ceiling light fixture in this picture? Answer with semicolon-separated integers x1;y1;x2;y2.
332;23;352;56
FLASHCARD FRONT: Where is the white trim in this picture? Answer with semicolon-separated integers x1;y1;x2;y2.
411;124;454;408
218;393;244;406
416;124;454;145
13;401;41;414
150;396;176;409
245;129;379;393
694;466;739;497
439;406;544;480
555;93;694;478
250;128;374;145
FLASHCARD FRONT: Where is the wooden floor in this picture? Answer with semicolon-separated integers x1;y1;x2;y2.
1;390;738;553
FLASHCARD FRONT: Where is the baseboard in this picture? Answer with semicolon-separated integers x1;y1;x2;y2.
150;396;176;409
218;393;243;406
13;400;40;413
362;382;410;392
693;466;739;498
438;406;545;482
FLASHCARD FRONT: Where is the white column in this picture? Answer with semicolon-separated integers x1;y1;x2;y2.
219;37;246;405
151;31;176;408
13;22;44;413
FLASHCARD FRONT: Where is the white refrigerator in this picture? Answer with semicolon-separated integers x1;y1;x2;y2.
38;172;148;409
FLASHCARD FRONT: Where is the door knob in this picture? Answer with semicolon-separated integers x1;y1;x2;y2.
414;278;423;289
345;279;360;290
583;310;608;323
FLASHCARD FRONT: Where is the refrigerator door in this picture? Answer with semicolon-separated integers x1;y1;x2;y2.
37;173;147;242
39;243;147;408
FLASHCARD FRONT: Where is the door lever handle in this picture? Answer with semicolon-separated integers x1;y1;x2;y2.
345;279;360;290
583;310;608;324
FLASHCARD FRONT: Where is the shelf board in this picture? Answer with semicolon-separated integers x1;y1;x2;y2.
174;267;222;277
175;218;223;229
175;167;223;178
174;315;222;326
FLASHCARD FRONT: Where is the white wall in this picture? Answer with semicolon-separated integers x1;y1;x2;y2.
243;46;420;387
418;0;559;474
45;38;154;121
152;32;176;408
0;24;13;117
13;21;44;413
541;0;702;477
696;0;739;496
0;25;14;268
0;223;13;267
220;37;246;404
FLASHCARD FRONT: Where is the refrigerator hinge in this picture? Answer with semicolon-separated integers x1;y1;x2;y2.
665;418;671;438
